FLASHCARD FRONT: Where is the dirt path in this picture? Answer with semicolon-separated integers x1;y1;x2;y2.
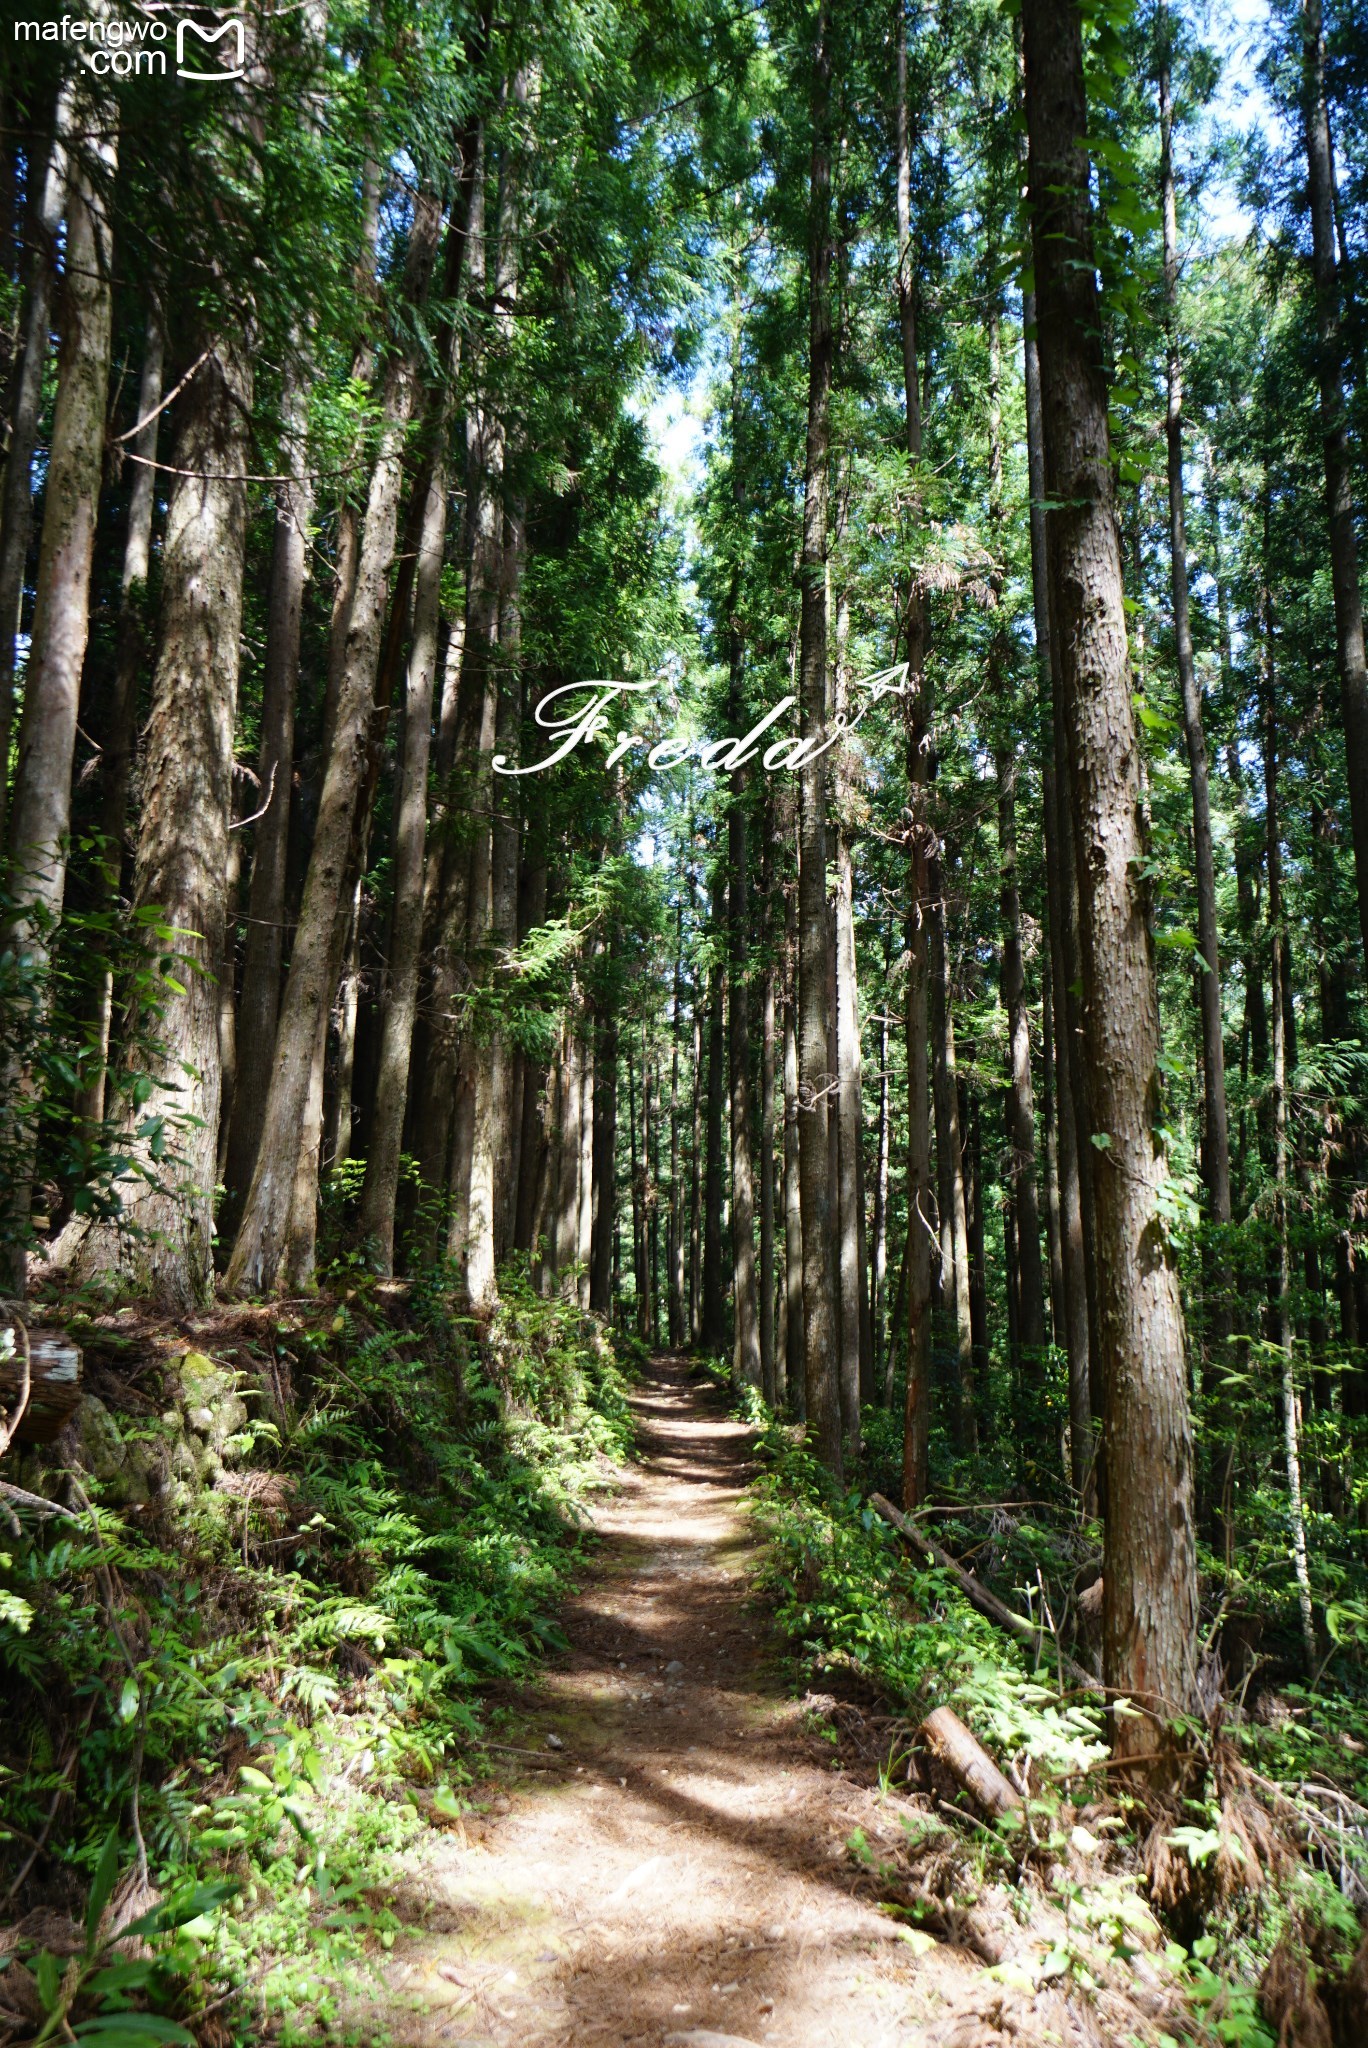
375;1354;988;2048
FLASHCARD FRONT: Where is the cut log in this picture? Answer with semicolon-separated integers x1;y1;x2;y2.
869;1490;1101;1696
0;1327;82;1445
918;1704;1022;1819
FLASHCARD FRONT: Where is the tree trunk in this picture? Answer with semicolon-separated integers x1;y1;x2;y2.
668;893;687;1345
1301;0;1368;981
356;455;443;1268
872;990;890;1392
929;867;977;1452
75;314;163;1133
227;196;440;1294
590;1005;617;1314
1023;0;1199;1767
69;339;254;1309
782;888;805;1413
896;0;934;1505
1024;286;1094;1511
224;352;313;1221
729;778;762;1388
1263;640;1317;1675
995;749;1048;1362
702;865;727;1352
0;79;76;841
1;116;117;1284
760;892;778;1402
797;0;840;1471
1159;53;1232;1235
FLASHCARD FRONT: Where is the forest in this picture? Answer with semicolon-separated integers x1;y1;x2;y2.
2;0;1368;2042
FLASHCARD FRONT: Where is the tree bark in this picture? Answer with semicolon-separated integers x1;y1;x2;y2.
796;0;840;1471
224;352;313;1221
1;114;117;1285
782;880;805;1412
668;892;687;1345
896;0;934;1506
0;79;76;842
75;314;163;1134
69;338;254;1309
1159;51;1232;1233
729;776;762;1388
1023;0;1199;1766
227;196;440;1295
996;749;1048;1361
1301;0;1368;981
760;879;778;1402
1024;289;1094;1509
929;864;977;1452
702;864;727;1353
1263;633;1317;1675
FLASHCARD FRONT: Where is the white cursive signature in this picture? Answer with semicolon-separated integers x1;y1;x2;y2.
493;664;910;777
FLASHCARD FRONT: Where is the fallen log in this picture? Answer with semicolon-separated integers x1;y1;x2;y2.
0;1327;82;1446
869;1491;1101;1698
917;1705;1022;1819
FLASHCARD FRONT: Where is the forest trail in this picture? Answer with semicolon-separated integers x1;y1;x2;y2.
368;1354;984;2047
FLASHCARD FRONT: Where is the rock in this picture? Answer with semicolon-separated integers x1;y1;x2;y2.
545;1732;565;1751
665;1658;685;1675
664;2034;761;2047
175;1351;248;1454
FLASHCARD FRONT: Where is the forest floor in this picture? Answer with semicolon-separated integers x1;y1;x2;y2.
356;1355;1062;2048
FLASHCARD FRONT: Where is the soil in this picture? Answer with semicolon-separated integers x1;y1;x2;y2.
366;1354;1020;2048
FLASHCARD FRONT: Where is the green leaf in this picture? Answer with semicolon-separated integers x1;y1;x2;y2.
36;1948;61;2013
86;1829;122;1948
72;2019;197;2045
118;1677;139;1723
118;1880;238;1944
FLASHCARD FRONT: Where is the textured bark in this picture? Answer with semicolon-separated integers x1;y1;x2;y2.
490;503;525;1265
896;0;933;1506
1023;0;1198;1764
929;867;977;1451
590;1004;617;1314
1025;296;1100;1508
227;198;440;1295
996;749;1047;1359
702;866;727;1353
668;894;687;1346
69;340;254;1309
1;118;117;1284
1159;54;1231;1230
0;79;76;841
797;0;840;1471
782;889;805;1412
1263;652;1317;1674
75;315;163;1134
872;991;890;1391
833;749;865;1438
577;1033;594;1312
729;780;762;1389
760;932;778;1404
1301;0;1368;979
356;455;444;1269
456;310;516;1303
224;351;312;1218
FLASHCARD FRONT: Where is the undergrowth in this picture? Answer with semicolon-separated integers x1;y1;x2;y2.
0;1260;633;2045
744;1390;1368;2048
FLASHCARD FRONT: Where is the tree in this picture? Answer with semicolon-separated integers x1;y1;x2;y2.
1022;0;1199;1771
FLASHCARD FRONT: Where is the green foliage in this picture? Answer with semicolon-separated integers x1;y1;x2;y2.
0;1274;633;2042
748;1405;1109;1789
0;882;196;1252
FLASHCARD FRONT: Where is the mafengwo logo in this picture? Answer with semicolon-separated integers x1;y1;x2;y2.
13;10;246;83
